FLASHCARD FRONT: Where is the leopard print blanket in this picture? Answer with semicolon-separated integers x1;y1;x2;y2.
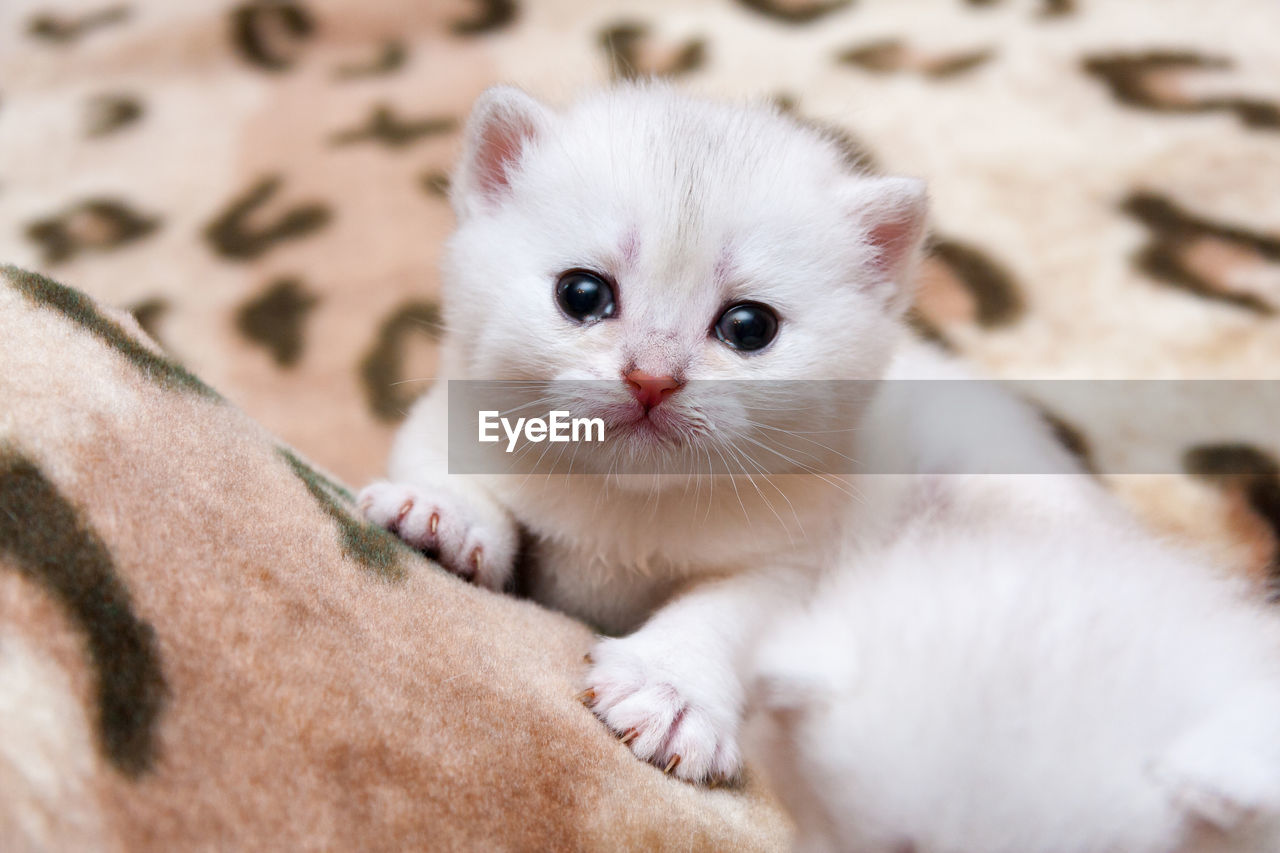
1;0;1279;848
0;265;788;849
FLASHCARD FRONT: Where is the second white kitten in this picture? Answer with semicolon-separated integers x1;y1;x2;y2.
747;509;1280;853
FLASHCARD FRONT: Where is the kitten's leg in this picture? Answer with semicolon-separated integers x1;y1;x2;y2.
584;569;797;784
359;385;517;591
1150;682;1280;830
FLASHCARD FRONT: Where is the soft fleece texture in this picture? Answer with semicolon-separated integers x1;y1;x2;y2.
0;266;788;849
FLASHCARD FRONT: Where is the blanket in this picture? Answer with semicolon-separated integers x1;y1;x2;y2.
0;265;787;850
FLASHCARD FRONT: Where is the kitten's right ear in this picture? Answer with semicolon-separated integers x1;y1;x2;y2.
452;86;552;219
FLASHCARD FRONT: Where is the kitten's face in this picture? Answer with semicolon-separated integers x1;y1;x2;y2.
441;85;926;482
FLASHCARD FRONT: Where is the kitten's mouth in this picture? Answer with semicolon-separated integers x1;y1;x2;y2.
610;403;697;446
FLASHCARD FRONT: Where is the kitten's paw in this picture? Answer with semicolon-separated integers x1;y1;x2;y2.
358;481;515;591
584;635;741;784
1149;684;1280;830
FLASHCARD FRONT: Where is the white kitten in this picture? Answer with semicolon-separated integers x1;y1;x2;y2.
747;511;1280;853
360;82;1087;782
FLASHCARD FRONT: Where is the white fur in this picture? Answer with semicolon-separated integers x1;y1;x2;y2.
746;515;1280;853
364;83;1098;783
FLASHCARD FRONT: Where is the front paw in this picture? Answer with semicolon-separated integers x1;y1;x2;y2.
583;635;742;784
358;481;514;591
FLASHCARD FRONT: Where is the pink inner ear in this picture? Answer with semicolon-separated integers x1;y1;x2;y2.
868;217;920;275
473;115;537;200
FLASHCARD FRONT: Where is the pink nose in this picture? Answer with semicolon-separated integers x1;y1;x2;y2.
625;369;682;410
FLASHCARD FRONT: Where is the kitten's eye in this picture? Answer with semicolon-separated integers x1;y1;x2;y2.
555;270;616;323
714;302;779;352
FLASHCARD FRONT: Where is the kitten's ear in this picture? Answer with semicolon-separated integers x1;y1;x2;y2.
1149;684;1280;831
843;176;929;284
453;86;553;219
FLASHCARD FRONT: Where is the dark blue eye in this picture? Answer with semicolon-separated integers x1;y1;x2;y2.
714;302;779;352
555;270;616;323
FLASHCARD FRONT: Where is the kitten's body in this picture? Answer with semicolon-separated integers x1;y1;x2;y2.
360;83;1223;798
748;516;1280;853
376;340;1096;786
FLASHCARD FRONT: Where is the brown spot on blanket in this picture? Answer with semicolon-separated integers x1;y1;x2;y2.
230;0;316;72
85;92;144;138
235;277;319;367
0;451;167;777
279;448;411;580
203;175;332;261
4;265;218;399
1122;192;1280;315
451;0;517;35
358;300;443;422
25;197;159;265
1084;52;1280;131
26;4;130;45
599;22;707;82
1185;444;1280;586
734;0;850;26
329;105;457;149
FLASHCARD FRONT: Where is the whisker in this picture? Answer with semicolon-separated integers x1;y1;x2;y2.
708;443;753;526
747;421;862;465
733;433;864;503
738;446;806;538
719;440;799;544
388;377;441;387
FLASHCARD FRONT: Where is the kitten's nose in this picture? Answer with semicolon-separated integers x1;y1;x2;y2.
625;369;682;410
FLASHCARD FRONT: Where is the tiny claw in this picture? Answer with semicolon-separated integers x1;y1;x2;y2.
576;688;596;706
428;512;439;535
583;652;594;665
469;546;483;579
394;499;413;528
619;728;639;745
663;755;681;775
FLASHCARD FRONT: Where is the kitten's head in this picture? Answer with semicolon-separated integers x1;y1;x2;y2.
442;84;927;481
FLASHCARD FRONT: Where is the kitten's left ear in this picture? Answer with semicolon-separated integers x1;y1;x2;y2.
843;176;929;285
452;85;554;220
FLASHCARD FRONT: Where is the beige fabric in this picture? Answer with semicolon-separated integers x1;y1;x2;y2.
0;268;787;849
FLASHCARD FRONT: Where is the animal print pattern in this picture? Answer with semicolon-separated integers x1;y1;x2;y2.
0;0;1279;844
0;265;789;849
0;451;167;779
